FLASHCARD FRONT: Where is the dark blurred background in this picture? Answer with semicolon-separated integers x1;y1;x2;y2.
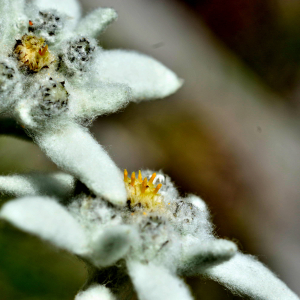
1;0;300;299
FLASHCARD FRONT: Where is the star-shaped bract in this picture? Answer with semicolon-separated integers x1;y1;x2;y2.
0;0;182;206
0;170;298;300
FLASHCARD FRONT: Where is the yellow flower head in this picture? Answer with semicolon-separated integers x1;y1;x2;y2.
124;170;163;210
14;34;55;72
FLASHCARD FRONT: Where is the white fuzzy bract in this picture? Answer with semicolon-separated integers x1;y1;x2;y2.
0;0;182;205
0;169;298;300
75;285;116;300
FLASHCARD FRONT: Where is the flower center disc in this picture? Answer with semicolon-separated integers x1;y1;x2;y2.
14;34;55;72
124;170;163;210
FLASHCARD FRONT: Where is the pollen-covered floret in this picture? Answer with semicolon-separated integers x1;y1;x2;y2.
13;34;55;72
124;170;163;210
66;170;214;269
59;37;97;75
28;11;64;44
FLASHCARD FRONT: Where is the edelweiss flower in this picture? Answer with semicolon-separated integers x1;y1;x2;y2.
0;170;298;300
0;0;182;206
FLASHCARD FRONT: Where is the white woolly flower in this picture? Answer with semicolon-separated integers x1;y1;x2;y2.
0;0;182;206
0;170;299;300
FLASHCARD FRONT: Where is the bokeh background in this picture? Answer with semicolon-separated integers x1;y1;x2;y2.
1;0;300;299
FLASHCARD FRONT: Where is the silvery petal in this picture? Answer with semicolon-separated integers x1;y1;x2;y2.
180;239;237;276
89;225;135;267
70;80;131;120
0;196;88;254
0;0;25;48
0;172;74;199
34;121;127;206
204;252;300;300
33;0;81;28
75;7;117;38
127;261;193;300
75;285;116;300
93;50;183;101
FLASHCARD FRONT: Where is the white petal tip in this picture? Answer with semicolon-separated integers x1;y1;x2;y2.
75;285;116;300
104;8;118;20
94;50;183;101
102;191;127;206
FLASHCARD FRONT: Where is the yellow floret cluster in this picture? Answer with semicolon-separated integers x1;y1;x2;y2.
124;170;163;210
14;34;55;72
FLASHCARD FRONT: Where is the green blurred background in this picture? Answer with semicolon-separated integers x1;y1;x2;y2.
1;0;300;299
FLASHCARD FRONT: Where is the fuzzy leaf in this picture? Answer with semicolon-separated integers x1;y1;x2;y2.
33;0;81;28
75;7;118;38
0;196;88;254
204;252;300;300
89;225;135;267
0;172;74;199
93;50;183;101
0;0;25;47
34;121;127;206
180;239;237;276
75;285;116;300
128;261;193;300
70;79;131;120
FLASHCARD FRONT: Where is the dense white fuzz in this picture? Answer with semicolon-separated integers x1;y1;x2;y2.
70;80;131;120
204;253;300;300
180;239;237;275
0;197;88;254
27;10;66;44
89;225;135;267
128;262;193;300
2;2;296;299
75;285;116;300
34;121;127;205
0;172;74;198
0;59;22;111
0;0;25;48
76;8;118;38
93;50;183;101
0;1;183;206
1;167;298;300
0;175;36;197
33;0;81;28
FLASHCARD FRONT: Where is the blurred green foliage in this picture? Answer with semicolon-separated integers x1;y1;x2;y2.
0;222;86;300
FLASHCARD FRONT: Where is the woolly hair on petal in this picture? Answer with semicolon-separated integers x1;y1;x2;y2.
70;80;132;120
0;172;74;199
32;0;81;28
75;7;118;38
75;285;116;300
89;225;136;267
93;50;183;101
204;253;300;300
180;239;237;276
0;196;88;254
127;261;193;300
0;58;22;105
0;175;36;197
0;0;25;48
33;120;127;206
172;194;214;238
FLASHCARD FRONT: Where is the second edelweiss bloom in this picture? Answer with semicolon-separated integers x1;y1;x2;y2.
0;170;298;300
0;0;182;206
